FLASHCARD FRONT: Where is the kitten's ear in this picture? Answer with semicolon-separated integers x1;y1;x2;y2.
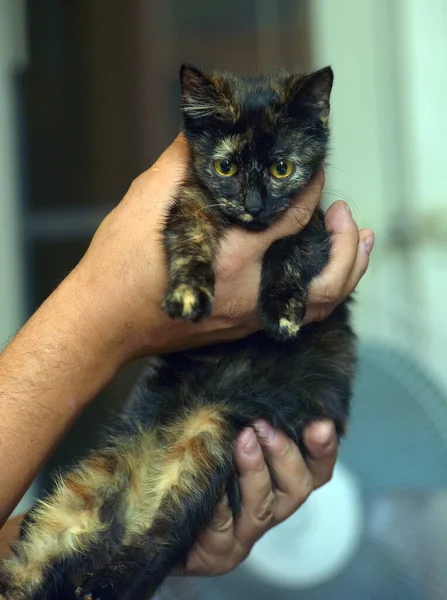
180;64;229;121
287;66;334;124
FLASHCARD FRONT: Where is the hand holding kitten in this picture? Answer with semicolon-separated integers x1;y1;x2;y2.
78;134;373;365
184;420;337;576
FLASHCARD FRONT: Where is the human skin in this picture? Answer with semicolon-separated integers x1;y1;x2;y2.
0;135;373;574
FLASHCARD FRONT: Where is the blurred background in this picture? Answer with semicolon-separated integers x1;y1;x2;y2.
1;0;447;598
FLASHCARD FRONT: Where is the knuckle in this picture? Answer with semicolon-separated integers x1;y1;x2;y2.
292;206;311;230
313;305;330;322
253;491;276;525
321;280;342;304
320;468;334;487
128;174;144;196
211;497;234;533
298;476;314;506
212;512;234;534
236;546;251;566
220;296;243;322
275;438;295;461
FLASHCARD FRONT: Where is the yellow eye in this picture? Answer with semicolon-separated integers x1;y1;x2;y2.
214;159;238;177
270;160;294;179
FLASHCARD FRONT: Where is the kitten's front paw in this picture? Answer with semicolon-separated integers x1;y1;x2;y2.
163;284;213;323
260;297;305;341
75;590;97;600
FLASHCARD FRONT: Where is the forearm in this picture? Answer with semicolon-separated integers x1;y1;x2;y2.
0;515;23;559
0;266;123;526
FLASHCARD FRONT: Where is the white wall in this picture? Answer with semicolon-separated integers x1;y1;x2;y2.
0;0;40;515
392;0;447;390
309;0;447;392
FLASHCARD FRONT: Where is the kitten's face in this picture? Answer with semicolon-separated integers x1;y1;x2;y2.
180;65;333;230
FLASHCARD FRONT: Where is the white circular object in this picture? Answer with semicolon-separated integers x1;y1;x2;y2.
243;461;364;588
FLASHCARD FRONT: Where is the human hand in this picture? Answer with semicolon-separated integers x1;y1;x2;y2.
74;135;373;365
183;420;337;576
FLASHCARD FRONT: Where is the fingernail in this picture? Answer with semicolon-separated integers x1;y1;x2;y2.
311;421;335;448
362;234;375;255
253;420;276;444
304;421;336;456
242;429;259;455
343;203;352;216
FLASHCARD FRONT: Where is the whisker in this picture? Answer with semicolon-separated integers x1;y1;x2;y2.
182;104;219;119
325;164;350;175
323;188;361;218
323;188;353;204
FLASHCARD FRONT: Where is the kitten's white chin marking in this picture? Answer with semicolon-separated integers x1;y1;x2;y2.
239;213;254;223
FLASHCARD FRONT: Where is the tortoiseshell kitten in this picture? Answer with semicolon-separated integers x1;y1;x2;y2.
163;65;333;339
0;65;356;600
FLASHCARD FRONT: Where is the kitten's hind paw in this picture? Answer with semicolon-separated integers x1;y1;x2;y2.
163;284;213;323
75;589;101;600
260;298;305;341
78;566;128;600
76;581;113;600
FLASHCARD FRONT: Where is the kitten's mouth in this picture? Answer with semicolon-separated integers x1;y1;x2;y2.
218;200;282;231
234;212;272;231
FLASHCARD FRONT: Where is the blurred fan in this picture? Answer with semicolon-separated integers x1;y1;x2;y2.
157;341;447;600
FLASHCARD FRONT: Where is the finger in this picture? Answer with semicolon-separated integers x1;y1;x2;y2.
340;228;374;298
247;168;325;257
185;494;235;575
302;421;338;489
233;427;276;546
203;493;234;537
304;227;374;323
308;201;360;305
254;421;313;522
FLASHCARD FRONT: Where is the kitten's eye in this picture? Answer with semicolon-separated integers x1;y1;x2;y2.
270;160;294;179
214;159;238;177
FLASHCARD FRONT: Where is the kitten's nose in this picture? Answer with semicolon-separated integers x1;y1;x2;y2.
245;191;263;216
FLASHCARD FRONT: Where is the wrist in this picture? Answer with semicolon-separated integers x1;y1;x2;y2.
58;265;131;383
69;256;167;365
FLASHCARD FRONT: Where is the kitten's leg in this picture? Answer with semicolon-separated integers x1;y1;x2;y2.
0;432;159;600
78;404;237;600
260;211;330;341
163;184;224;322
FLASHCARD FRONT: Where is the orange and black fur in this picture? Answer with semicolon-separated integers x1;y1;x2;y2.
0;65;356;600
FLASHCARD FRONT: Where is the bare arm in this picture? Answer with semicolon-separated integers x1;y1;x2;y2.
0;516;22;559
0;266;123;523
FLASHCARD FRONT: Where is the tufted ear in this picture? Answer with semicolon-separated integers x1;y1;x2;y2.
180;64;236;124
286;66;334;124
180;64;223;120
